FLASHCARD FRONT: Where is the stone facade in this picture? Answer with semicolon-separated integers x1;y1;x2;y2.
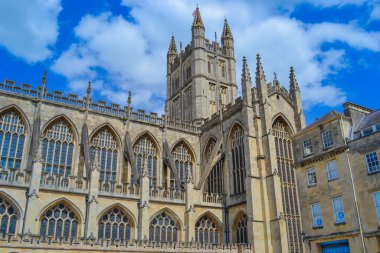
292;102;380;253
0;8;306;253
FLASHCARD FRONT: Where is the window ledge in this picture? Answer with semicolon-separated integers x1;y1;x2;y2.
323;146;334;151
312;226;324;230
307;184;317;188
328;177;339;182
368;170;380;176
334;222;346;226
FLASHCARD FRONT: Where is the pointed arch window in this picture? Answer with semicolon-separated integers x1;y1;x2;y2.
0;196;18;234
205;158;224;195
172;143;193;185
90;128;118;187
40;203;78;240
98;208;132;242
235;213;247;243
149;211;178;242
273;117;302;253
0;110;26;172
230;125;245;194
41;120;74;179
195;214;219;244
133;136;158;187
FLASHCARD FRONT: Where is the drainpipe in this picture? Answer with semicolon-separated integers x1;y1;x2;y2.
339;117;366;253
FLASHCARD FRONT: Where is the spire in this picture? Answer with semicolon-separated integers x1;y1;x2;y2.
241;56;252;106
168;35;177;54
222;18;233;38
289;66;300;92
192;6;204;28
255;54;266;82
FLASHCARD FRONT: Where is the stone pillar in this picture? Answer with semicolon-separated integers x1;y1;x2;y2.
86;148;100;238
24;139;43;235
138;155;150;240
184;171;196;242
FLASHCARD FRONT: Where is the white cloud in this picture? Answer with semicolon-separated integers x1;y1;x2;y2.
51;0;379;112
0;0;62;62
370;4;380;21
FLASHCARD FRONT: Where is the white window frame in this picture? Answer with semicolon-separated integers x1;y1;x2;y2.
303;138;313;156
322;130;333;149
373;192;380;226
332;197;345;224
311;202;323;227
307;168;317;186
365;152;380;173
326;160;339;181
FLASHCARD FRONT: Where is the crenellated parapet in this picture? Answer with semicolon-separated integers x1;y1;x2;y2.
0;233;252;253
0;79;201;133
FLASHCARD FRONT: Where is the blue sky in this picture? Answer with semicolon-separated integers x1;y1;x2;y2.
0;0;379;125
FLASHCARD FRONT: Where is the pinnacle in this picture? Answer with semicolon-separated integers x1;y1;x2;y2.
168;35;177;54
256;53;266;80
222;18;232;38
192;7;204;28
289;66;300;91
242;56;251;82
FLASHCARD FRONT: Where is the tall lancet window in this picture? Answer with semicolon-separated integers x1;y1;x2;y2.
133;135;157;187
0;196;18;234
90;127;118;188
195;214;220;244
171;142;193;185
273;116;303;253
230;124;245;194
204;159;224;195
0;110;25;172
41;119;74;180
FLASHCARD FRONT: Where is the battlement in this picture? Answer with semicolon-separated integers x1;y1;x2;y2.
0;233;252;253
0;79;201;133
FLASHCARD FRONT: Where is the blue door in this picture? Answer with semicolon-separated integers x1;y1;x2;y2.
321;240;350;253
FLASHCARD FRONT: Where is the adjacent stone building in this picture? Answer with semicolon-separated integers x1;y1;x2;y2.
292;102;380;253
0;7;307;253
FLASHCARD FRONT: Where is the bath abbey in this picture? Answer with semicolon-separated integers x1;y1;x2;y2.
2;6;379;253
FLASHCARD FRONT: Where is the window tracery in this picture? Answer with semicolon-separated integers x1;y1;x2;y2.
133;136;158;187
98;208;132;242
149;211;178;242
90;128;118;189
40;203;78;240
172;143;193;185
0;197;17;234
0;110;25;172
195;214;219;244
230;125;245;194
41;120;74;179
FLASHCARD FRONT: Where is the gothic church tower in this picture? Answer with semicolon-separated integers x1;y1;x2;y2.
166;7;237;125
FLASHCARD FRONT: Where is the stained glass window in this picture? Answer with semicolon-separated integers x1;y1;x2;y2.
41;120;74;179
195;214;219;244
0;110;25;171
90;128;118;187
230;125;245;194
40;203;78;240
235;213;247;243
133;136;157;187
0;197;18;234
98;207;132;242
172;143;193;185
149;211;178;242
